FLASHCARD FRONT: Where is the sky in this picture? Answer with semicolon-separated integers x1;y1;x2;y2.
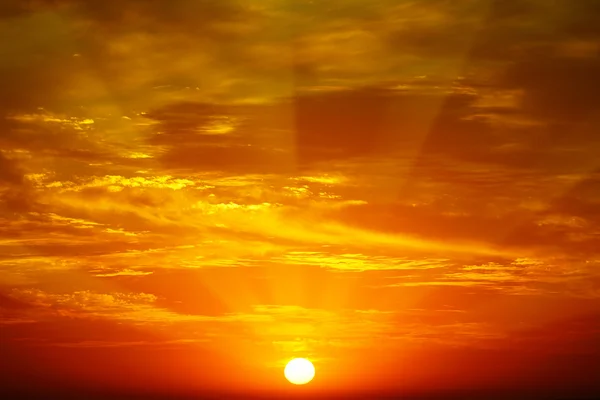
1;0;600;398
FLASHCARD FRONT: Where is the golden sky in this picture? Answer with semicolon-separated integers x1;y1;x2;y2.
1;0;600;398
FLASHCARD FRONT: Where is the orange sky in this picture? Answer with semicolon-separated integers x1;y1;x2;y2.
1;1;600;398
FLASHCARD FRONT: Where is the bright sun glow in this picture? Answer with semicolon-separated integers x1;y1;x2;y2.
284;358;315;385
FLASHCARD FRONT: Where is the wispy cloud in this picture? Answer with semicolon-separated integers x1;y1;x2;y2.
274;252;450;272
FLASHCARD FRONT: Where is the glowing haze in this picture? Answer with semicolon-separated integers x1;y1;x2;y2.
1;0;600;398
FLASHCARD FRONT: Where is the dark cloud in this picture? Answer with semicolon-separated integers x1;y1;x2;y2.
554;0;600;39
0;153;33;214
465;1;553;61
145;102;241;141
0;153;24;186
0;7;92;212
462;0;600;128
0;291;32;311
328;200;598;257
0;10;81;113
144;76;599;175
386;1;487;59
159;144;290;174
501;55;600;121
544;168;600;228
0;0;249;31
143;89;419;170
66;0;248;34
0;117;112;163
293;88;394;162
0;0;257;119
0;0;62;20
142;101;288;172
511;312;600;355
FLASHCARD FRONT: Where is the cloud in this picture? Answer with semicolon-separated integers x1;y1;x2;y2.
501;56;600;121
0;153;24;186
386;0;489;59
5;288;508;352
293;88;406;163
508;311;600;354
1;112;114;163
0;153;33;213
274;251;450;272
382;258;600;298
93;269;153;278
48;338;209;348
7;288;254;324
46;174;198;192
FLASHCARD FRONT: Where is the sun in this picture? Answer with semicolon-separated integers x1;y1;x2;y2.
284;358;315;385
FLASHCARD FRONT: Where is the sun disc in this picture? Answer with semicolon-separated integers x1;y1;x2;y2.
284;358;315;385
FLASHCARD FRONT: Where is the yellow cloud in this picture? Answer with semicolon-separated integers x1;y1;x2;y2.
8;113;95;131
275;251;450;271
9;289;201;323
51;175;197;191
94;269;153;277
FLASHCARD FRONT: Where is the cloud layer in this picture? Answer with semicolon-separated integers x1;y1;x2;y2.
1;0;600;396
